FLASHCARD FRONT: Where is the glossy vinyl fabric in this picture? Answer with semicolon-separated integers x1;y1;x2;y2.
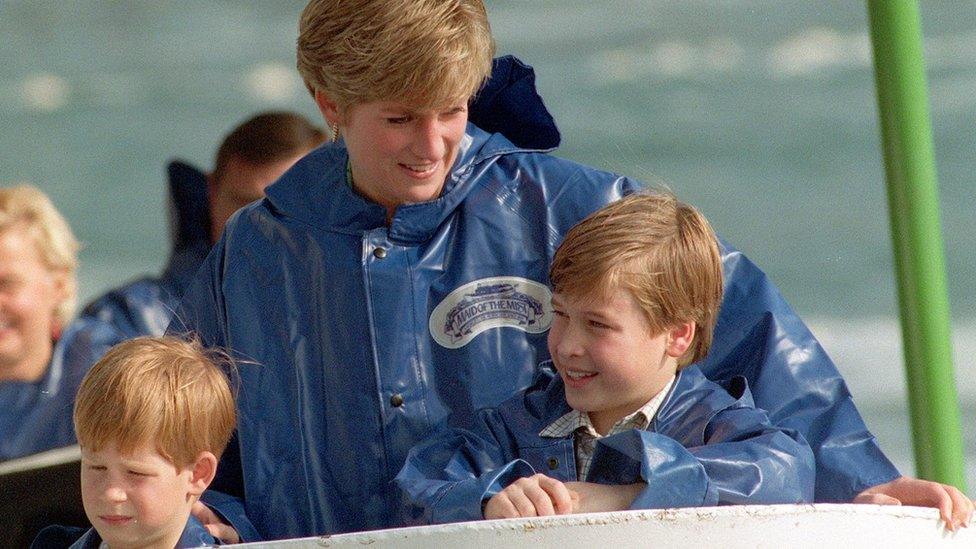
396;364;815;524
0;317;122;461
170;118;898;540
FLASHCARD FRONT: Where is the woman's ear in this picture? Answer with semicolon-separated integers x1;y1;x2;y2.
665;322;696;358
313;89;340;127
187;451;218;497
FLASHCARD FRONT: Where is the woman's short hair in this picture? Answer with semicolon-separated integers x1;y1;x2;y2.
297;0;495;110
0;184;79;326
73;337;237;469
549;192;724;368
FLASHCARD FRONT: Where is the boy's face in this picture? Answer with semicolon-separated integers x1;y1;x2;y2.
80;442;196;549
548;290;684;434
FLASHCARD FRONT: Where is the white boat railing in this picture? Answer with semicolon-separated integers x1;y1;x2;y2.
234;504;974;548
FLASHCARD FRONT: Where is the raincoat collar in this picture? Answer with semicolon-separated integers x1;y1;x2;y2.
263;124;546;246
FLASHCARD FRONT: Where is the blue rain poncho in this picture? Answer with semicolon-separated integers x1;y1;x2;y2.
396;364;815;524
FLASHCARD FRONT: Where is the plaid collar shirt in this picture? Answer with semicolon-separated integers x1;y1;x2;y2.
539;376;676;481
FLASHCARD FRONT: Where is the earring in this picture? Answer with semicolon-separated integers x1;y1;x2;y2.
330;121;340;142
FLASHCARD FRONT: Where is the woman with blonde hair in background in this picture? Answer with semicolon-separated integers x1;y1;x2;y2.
0;184;121;460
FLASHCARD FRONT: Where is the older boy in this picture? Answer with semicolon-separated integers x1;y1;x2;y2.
396;193;814;523
68;337;236;549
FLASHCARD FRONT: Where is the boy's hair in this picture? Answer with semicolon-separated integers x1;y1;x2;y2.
297;0;495;110
0;184;79;326
74;337;237;469
549;192;724;368
212;111;324;187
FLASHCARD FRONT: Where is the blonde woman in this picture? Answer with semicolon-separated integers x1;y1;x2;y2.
0;185;121;460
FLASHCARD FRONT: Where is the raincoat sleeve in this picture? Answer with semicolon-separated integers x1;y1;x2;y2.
587;384;815;508
701;242;899;501
395;410;537;525
166;236;261;542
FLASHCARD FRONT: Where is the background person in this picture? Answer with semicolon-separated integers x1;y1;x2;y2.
82;112;324;338
0;184;121;461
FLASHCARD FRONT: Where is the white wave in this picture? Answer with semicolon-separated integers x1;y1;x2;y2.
767;28;871;78
20;72;70;112
586;37;744;83
807;316;976;403
244;62;301;103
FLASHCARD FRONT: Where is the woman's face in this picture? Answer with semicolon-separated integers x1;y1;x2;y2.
330;97;469;217
0;226;67;381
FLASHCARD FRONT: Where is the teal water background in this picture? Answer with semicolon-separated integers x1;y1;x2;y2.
1;1;974;489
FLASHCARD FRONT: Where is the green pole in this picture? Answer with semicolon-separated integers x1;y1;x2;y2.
866;0;966;489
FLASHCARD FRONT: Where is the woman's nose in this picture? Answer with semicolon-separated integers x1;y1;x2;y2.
411;118;445;159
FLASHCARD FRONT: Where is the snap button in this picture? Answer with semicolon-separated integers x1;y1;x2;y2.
390;393;404;407
547;457;559;470
373;247;388;259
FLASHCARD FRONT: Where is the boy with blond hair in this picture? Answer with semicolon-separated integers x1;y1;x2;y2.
396;193;815;523
66;337;235;548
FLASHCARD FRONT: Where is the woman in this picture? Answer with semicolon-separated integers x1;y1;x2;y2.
175;0;971;541
0;185;121;460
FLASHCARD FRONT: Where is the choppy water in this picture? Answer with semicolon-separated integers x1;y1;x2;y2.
1;1;973;489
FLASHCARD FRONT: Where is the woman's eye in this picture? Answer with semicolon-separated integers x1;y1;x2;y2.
88;465;106;471
588;320;612;330
127;470;151;477
552;309;567;318
386;116;410;124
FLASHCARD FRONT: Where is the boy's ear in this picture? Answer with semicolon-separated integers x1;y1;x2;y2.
187;451;218;497
664;322;696;358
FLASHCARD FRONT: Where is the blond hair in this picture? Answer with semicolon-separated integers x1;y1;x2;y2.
74;337;237;469
549;193;723;368
0;184;79;326
297;0;495;110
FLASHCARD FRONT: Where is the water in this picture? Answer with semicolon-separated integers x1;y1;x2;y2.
1;1;973;489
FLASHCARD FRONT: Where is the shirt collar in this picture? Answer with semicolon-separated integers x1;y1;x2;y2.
540;376;676;439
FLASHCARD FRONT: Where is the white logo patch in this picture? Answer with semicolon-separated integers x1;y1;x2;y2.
429;277;553;349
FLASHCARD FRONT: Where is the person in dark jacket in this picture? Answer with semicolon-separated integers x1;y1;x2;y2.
176;0;971;541
397;193;814;523
81;112;324;338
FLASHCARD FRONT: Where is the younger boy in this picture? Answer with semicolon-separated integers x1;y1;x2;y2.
70;337;236;548
396;192;815;524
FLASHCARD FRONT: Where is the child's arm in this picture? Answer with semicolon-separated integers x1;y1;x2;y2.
571;369;815;510
394;409;538;524
484;474;576;519
584;406;814;509
562;482;643;513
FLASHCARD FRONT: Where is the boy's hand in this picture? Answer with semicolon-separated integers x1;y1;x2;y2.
564;481;644;513
854;476;974;531
191;501;241;544
484;474;576;519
